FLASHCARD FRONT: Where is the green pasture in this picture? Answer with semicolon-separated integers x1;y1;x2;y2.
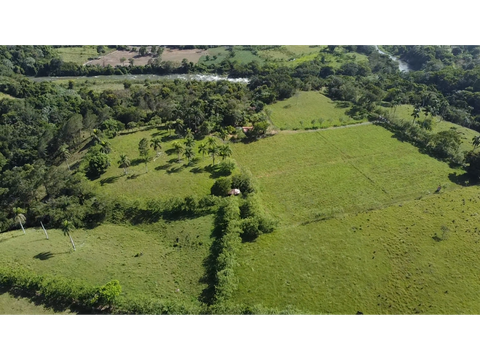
92;128;217;204
231;125;462;225
267;91;367;129
56;46;114;65
233;185;480;314
0;292;72;314
0;218;214;302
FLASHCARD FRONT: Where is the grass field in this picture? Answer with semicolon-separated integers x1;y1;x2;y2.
0;291;72;314
0;92;15;100
56;46;115;65
91;128;217;203
0;218;214;303
231;125;462;225
267;91;367;129
233;185;480;314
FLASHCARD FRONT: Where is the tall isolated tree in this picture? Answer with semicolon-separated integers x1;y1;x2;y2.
412;107;421;124
198;142;208;159
219;144;233;161
118;154;131;175
172;141;185;162
184;146;195;165
150;138;162;156
13;207;26;235
138;138;150;172
59;143;71;171
208;144;219;165
62;220;76;251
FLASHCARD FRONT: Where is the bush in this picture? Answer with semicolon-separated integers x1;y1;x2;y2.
217;159;236;176
211;177;232;197
231;169;256;194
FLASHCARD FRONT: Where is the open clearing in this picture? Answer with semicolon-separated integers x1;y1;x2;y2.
0;219;214;303
231;125;462;225
267;91;367;130
86;47;208;67
233;185;480;314
0;291;72;314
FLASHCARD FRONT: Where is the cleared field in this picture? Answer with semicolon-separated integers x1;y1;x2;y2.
0;218;214;302
92;128;216;203
231;125;462;225
0;291;72;314
56;46;115;65
233;185;480;314
267;91;367;129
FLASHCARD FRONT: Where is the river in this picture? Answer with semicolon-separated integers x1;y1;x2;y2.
29;73;250;83
374;45;411;72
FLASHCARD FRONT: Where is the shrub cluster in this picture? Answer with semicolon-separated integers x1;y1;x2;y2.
0;266;122;312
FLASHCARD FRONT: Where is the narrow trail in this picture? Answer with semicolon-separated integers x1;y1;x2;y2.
276;121;373;134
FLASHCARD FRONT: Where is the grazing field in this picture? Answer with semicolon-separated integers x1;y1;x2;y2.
92;128;216;203
0;291;72;314
56;46;115;65
267;91;367;130
233;185;480;314
0;218;214;303
231;125;462;225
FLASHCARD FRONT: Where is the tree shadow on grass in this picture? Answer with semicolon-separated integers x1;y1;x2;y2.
190;166;204;174
0;285;92;314
155;164;172;171
33;251;71;260
100;175;122;186
126;173;144;180
130;158;145;167
448;172;478;187
166;165;184;174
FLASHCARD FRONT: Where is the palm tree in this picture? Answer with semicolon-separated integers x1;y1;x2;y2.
206;136;217;147
219;144;232;161
198;143;208;159
184;146;195;165
150;138;162;156
118;154;131;175
92;129;102;144
472;135;480;149
59;143;71;171
174;119;184;136
138;138;150;172
13;207;26;235
172;141;185;162
62;220;76;251
208;144;219;165
100;140;111;154
411;107;421;124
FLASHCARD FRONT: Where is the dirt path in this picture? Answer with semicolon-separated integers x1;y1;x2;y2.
277;121;373;135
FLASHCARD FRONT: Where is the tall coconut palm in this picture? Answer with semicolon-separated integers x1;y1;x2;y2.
59;143;71;171
411;107;421;124
138;138;150;172
184;146;195;165
206;136;217;147
198;143;208;159
62;220;76;251
118;154;131;175
208;144;219;165
219;144;232;161
13;207;26;235
172;141;185;162
150;138;162;156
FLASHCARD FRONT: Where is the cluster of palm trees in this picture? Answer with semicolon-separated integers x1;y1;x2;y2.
12;208;76;250
198;136;232;165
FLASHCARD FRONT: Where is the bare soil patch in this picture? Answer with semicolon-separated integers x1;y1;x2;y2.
84;47;208;67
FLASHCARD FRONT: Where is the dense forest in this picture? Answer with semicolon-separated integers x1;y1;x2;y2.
3;44;480;233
